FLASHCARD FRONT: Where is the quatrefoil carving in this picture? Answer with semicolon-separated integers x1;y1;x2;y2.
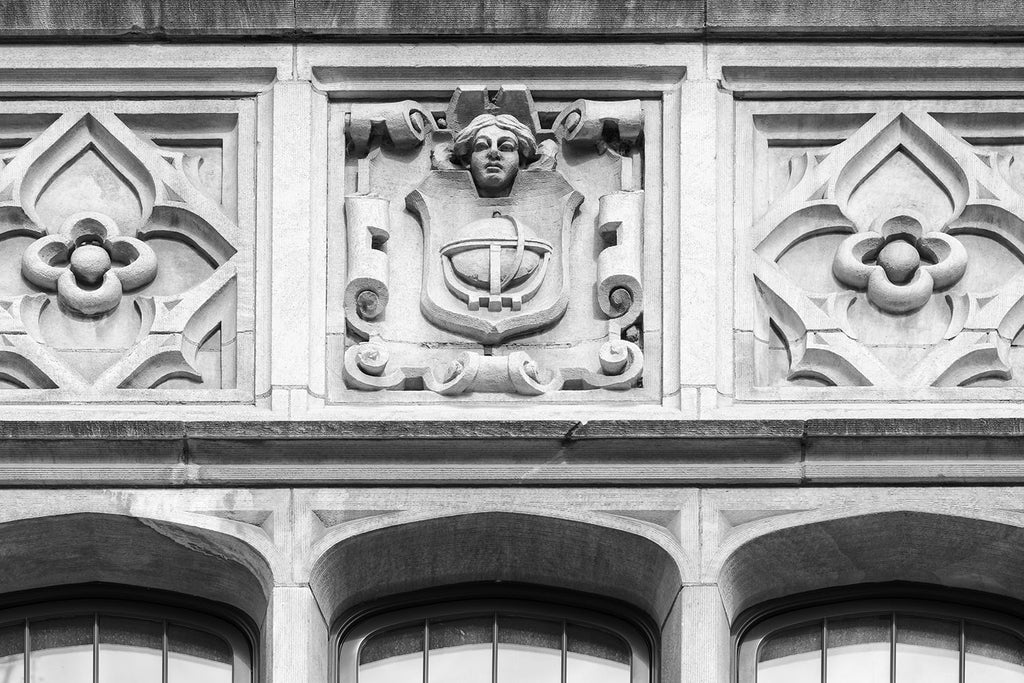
753;112;1024;388
0;111;240;392
832;213;967;314
22;212;158;316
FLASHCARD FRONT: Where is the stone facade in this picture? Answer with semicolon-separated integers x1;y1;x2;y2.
3;10;1024;683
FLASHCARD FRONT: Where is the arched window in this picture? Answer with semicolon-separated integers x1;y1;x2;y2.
339;599;651;683
0;598;252;683
737;598;1024;683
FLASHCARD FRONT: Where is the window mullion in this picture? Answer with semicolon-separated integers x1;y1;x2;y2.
890;613;897;683
93;613;99;683
23;619;29;683
821;619;828;683
959;619;966;683
423;620;430;683
491;613;498;683
162;620;169;683
561;620;567;683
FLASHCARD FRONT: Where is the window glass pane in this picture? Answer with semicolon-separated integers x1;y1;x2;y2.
30;616;93;683
757;623;822;683
428;617;492;683
99;616;163;683
168;624;232;683
497;617;561;683
566;624;630;683
0;623;24;683
966;622;1024;683
896;616;959;683
827;615;891;683
360;623;424;683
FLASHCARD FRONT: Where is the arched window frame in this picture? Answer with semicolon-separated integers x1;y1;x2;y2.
336;592;654;683
736;594;1024;683
0;593;254;683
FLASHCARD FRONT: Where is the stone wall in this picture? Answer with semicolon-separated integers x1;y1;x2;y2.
0;18;1022;683
2;0;1024;37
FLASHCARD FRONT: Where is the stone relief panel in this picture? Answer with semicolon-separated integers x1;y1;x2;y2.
328;86;661;401
0;103;253;401
738;102;1024;398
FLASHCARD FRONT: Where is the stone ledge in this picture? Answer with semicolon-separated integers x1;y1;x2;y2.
0;0;293;37
1;0;1023;38
295;0;704;36
706;0;1024;36
0;417;1016;442
0;419;1016;485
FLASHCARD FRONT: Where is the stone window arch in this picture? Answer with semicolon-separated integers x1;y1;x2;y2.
737;594;1024;683
337;594;652;683
0;594;253;683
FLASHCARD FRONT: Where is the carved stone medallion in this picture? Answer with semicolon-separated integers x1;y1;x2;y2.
336;85;651;398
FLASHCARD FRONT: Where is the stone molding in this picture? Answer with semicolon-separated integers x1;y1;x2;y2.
0;418;1017;484
3;1;1024;38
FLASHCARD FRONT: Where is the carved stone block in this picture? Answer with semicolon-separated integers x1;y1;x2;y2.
737;102;1024;398
328;85;661;401
0;103;254;401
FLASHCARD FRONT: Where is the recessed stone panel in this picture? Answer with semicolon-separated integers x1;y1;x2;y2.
0;101;254;402
736;101;1024;401
328;85;665;403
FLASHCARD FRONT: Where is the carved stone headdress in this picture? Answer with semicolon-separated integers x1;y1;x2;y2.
452;113;539;165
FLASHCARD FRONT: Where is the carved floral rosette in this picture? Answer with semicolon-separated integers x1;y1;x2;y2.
753;111;1024;389
340;86;648;397
0;111;241;393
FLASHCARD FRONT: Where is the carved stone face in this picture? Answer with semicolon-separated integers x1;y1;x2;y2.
469;124;521;198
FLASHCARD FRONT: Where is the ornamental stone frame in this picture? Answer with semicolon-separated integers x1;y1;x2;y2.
309;51;686;408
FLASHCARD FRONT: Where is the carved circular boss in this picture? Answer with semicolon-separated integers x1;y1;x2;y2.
832;213;967;314
21;212;157;316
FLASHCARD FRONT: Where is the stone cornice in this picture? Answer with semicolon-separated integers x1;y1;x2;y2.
0;419;1018;486
0;1;1023;40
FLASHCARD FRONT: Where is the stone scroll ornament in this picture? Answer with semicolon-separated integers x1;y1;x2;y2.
753;111;1024;388
0;112;238;391
343;86;645;396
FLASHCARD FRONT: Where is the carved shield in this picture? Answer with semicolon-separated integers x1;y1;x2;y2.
407;169;583;345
